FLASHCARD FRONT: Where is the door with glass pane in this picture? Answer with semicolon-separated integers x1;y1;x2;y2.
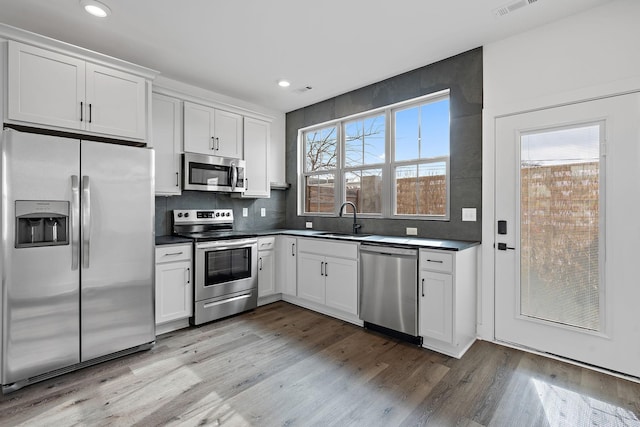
495;93;640;378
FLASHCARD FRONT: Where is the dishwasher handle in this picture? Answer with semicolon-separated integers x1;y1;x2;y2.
360;244;417;257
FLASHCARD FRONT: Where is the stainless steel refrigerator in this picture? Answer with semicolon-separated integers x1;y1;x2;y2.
0;129;155;392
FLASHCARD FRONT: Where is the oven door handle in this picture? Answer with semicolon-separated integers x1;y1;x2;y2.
196;239;257;250
203;293;252;309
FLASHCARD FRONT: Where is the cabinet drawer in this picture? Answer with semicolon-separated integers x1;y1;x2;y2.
298;238;358;260
420;250;453;273
156;244;192;263
257;236;276;251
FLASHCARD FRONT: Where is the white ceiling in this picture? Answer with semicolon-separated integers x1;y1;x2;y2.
0;0;614;113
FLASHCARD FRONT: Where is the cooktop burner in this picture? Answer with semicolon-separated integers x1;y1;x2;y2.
172;209;255;242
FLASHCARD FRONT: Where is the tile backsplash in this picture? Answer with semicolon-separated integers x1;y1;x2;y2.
155;190;286;236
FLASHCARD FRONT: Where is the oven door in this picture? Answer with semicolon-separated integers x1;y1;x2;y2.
194;238;258;302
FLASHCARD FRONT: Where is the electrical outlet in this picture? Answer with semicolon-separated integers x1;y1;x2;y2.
305;222;313;229
406;227;418;236
462;208;477;221
242;208;248;217
260;208;266;217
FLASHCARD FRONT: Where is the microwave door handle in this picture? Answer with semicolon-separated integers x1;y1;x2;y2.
230;163;238;191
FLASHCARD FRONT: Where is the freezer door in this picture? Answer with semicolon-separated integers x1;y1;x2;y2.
1;129;81;385
80;141;155;361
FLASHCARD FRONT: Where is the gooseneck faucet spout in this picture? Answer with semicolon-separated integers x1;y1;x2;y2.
339;201;361;234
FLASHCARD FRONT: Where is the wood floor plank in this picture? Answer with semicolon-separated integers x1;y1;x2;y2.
1;301;639;427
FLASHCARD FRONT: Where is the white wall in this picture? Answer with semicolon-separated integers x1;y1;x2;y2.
480;0;640;339
153;75;286;184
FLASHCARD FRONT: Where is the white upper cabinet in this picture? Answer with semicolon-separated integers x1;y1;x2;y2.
85;63;146;139
239;117;270;198
7;41;148;141
183;101;243;158
152;93;183;196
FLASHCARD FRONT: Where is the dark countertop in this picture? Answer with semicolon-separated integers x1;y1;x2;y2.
156;228;479;251
155;235;193;246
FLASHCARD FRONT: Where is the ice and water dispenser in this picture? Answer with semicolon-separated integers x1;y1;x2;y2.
15;201;69;248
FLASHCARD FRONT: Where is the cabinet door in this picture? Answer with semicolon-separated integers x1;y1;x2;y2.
419;270;453;343
258;250;276;297
297;252;325;305
152;94;182;195
155;260;192;324
281;237;297;296
214;109;243;158
184;101;215;154
85;63;147;140
242;117;270;197
324;256;358;315
8;41;85;130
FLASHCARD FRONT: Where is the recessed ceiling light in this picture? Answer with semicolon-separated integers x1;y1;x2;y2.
278;80;291;88
81;0;111;18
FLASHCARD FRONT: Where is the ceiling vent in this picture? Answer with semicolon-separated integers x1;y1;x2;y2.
294;86;313;94
494;0;538;17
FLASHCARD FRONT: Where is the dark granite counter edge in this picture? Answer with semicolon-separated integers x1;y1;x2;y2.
157;229;480;251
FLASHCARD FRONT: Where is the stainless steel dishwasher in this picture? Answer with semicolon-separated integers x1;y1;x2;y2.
359;244;421;344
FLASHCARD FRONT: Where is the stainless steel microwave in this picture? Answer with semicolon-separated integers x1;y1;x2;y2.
183;152;246;193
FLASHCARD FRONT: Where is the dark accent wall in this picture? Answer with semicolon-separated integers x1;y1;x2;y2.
155;191;286;236
285;47;483;242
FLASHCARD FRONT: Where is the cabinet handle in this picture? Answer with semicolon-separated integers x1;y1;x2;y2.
320;261;324;276
259;257;263;271
80;102;84;122
215;137;220;150
210;137;215;150
88;104;92;123
325;262;328;277
421;278;425;297
291;243;295;257
164;251;183;256
176;172;179;187
186;267;191;284
426;259;444;263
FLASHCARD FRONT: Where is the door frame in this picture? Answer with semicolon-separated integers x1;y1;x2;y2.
481;90;640;381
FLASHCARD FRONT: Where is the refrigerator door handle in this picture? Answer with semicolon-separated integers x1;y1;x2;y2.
71;175;80;270
82;175;91;269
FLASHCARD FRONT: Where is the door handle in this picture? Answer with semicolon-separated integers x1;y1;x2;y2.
82;175;91;268
71;175;80;270
497;243;515;251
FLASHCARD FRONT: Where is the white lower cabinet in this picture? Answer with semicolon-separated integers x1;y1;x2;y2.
257;237;277;304
276;236;297;297
418;246;477;358
295;238;359;323
155;244;192;334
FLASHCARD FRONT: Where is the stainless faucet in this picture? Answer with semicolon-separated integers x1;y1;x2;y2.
339;201;361;234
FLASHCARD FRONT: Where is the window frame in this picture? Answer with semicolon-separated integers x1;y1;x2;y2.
298;89;450;220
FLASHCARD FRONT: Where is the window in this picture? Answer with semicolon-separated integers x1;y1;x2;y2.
393;97;450;217
300;90;450;219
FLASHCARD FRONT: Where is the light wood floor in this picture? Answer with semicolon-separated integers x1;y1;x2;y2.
1;301;639;426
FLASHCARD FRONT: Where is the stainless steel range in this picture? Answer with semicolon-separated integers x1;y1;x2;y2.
173;209;257;325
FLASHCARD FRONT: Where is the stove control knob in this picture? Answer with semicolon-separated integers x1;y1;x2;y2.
184;212;189;218
215;212;220;217
177;212;183;218
226;212;231;217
